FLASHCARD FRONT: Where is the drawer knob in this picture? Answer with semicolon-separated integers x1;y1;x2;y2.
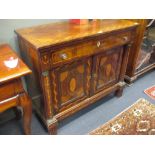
60;53;68;60
123;36;128;41
97;41;101;47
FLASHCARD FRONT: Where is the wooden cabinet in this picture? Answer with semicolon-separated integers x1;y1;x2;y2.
125;19;155;83
15;20;138;134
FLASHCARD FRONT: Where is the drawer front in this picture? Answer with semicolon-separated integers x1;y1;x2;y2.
94;31;131;52
0;82;16;101
41;31;131;70
51;41;94;65
41;41;95;70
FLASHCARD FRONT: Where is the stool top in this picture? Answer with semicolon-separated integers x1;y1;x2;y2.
0;44;31;83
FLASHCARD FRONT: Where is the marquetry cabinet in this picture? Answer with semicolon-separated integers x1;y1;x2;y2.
15;20;138;134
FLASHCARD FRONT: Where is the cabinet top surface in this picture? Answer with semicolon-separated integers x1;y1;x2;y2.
0;44;31;83
15;20;138;50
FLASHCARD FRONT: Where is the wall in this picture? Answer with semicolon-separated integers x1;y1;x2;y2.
0;19;66;54
0;19;66;90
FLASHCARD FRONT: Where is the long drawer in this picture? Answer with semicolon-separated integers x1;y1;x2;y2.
40;31;131;70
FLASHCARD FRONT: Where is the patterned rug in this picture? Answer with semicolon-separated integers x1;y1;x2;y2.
90;98;155;135
144;85;155;100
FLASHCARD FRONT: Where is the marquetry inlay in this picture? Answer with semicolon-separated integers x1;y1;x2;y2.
69;78;76;92
15;20;138;134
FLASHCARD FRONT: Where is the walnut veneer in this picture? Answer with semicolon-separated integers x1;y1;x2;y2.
15;20;138;134
0;44;32;134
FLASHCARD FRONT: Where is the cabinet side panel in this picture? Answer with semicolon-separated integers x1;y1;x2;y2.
17;37;44;113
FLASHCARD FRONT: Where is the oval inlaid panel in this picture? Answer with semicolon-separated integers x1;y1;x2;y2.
106;64;112;77
69;78;76;92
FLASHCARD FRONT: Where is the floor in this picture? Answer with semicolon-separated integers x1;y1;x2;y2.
0;70;155;135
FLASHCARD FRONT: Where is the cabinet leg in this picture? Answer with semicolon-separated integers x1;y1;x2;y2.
125;75;137;85
19;92;32;135
48;118;58;135
115;88;123;97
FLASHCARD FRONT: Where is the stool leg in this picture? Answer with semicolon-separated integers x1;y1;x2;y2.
19;92;32;135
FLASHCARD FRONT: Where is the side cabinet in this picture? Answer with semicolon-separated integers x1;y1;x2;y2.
15;20;138;134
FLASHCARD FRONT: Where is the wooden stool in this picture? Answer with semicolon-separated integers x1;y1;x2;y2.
0;44;32;134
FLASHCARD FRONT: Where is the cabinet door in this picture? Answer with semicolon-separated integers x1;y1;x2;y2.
92;47;123;94
50;58;92;112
